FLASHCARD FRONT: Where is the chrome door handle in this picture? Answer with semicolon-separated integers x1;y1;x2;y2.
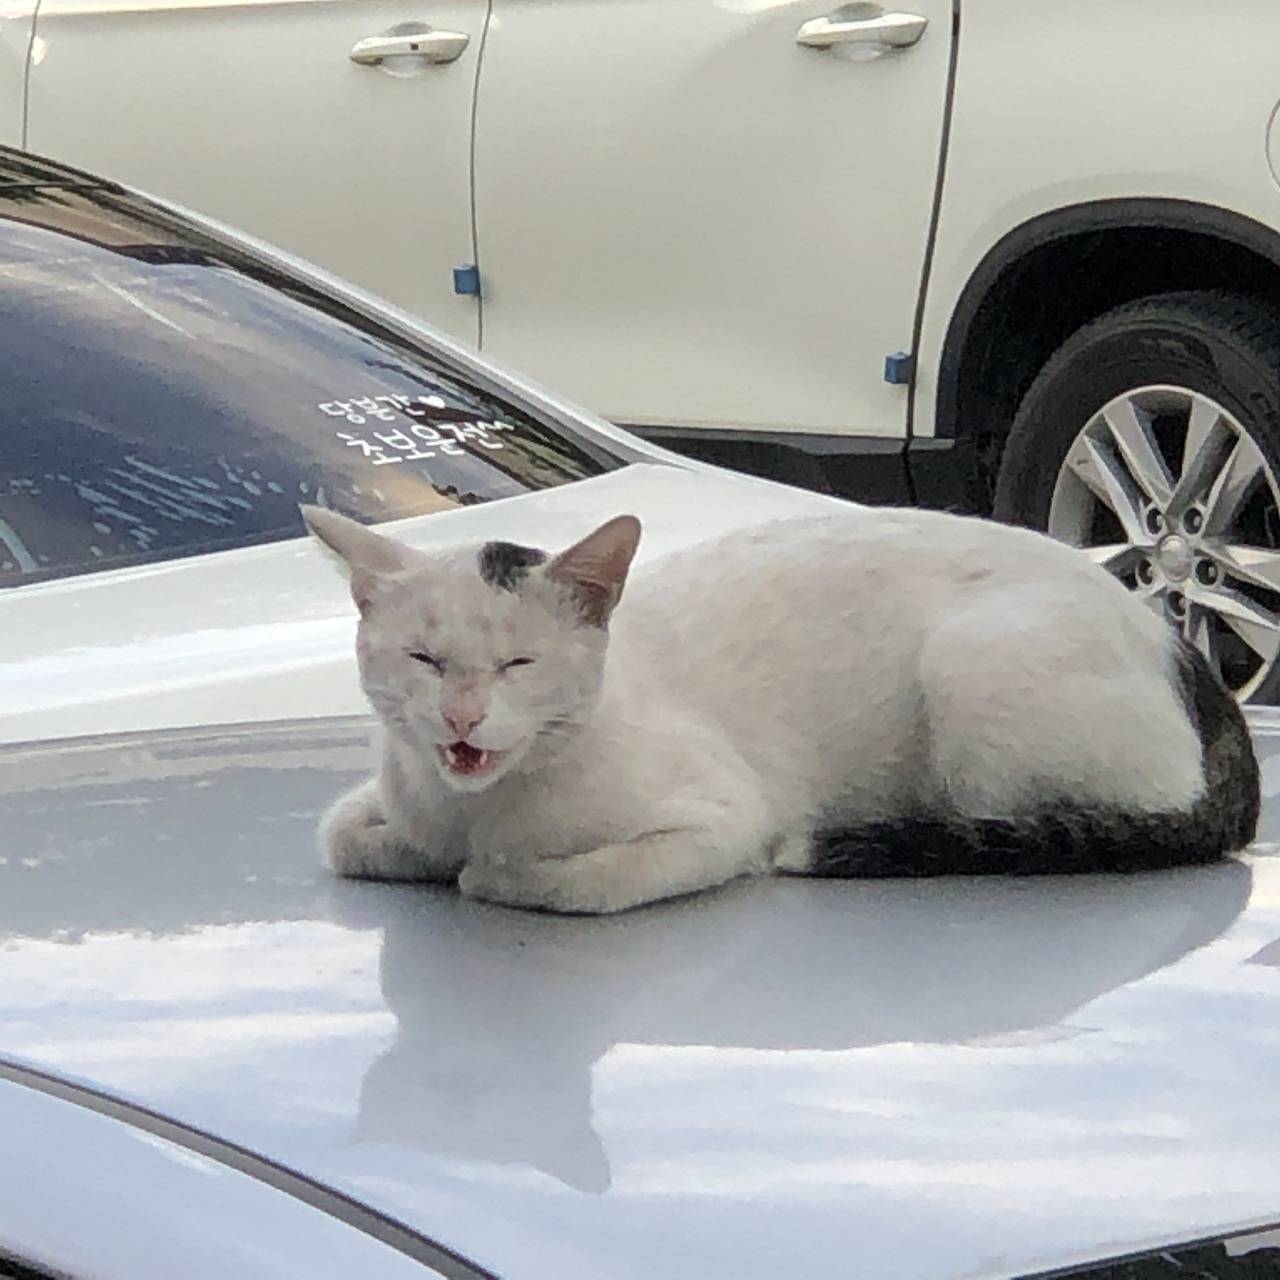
349;30;469;67
796;9;927;50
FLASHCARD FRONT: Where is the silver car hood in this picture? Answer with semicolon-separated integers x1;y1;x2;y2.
1;718;1279;1279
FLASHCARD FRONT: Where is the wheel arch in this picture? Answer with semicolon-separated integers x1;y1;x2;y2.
933;199;1280;510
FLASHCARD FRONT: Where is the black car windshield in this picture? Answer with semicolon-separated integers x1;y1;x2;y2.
0;184;621;587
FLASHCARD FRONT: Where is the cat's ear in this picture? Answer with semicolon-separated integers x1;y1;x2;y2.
300;505;411;614
546;514;641;627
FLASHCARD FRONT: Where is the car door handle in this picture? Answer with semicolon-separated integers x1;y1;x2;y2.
349;30;470;67
796;9;927;50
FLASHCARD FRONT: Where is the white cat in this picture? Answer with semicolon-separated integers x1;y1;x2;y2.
304;504;1258;914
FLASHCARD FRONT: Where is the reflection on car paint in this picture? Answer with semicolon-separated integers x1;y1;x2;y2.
3;721;1280;1280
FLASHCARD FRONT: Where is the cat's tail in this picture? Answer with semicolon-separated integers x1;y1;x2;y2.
1173;637;1261;854
796;639;1260;879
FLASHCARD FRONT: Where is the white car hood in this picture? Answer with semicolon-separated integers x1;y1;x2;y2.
0;464;840;746
0;716;1279;1279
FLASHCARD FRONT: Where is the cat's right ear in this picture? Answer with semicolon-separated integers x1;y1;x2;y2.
546;514;642;627
300;505;411;614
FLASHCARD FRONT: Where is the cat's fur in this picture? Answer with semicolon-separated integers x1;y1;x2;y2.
303;504;1259;914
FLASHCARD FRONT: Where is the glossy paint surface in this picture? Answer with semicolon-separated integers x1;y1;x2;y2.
0;1073;448;1280
478;0;954;435
2;718;1280;1278
26;0;488;345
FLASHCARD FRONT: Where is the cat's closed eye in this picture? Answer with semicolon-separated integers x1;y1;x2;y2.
500;657;536;672
408;651;445;674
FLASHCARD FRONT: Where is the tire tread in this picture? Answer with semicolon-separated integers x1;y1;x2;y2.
994;288;1280;523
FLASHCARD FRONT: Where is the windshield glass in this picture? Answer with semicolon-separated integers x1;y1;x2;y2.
0;185;620;587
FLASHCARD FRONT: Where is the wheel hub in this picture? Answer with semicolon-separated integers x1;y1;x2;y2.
1047;384;1280;701
1156;533;1194;582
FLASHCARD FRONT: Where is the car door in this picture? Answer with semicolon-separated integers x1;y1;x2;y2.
475;0;954;438
25;0;487;344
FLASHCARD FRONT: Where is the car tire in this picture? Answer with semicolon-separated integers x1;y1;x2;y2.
993;290;1280;703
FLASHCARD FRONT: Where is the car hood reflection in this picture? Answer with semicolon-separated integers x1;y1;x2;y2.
352;858;1250;1194
1;719;1279;1280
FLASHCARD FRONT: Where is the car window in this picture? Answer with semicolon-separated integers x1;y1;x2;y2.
0;185;621;587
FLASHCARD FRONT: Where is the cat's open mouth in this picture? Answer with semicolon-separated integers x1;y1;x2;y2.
437;742;507;779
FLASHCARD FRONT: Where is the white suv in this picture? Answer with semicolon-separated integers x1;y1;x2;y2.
6;0;1280;698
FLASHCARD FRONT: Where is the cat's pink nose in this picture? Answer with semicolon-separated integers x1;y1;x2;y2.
444;709;486;740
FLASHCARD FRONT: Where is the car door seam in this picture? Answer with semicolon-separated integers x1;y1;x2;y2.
20;0;43;149
904;0;961;442
468;0;495;347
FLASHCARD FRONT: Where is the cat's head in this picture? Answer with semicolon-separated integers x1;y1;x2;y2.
302;506;641;793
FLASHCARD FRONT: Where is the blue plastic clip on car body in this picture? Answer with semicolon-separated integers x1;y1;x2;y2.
453;264;481;297
884;351;914;385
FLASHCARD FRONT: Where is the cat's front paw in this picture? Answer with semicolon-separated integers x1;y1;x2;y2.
328;819;398;880
321;781;462;883
459;851;641;915
329;822;460;884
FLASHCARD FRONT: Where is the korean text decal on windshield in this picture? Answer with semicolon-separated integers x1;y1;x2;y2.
318;395;517;466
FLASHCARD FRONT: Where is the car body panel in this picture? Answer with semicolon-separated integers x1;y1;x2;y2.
19;1;1280;453
0;1070;452;1280
26;0;487;346
21;0;957;439
2;717;1280;1279
0;464;841;745
476;0;954;437
914;0;1280;437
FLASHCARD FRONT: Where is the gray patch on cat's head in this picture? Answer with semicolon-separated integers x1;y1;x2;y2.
478;540;548;592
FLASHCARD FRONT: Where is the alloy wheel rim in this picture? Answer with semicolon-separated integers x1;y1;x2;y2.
1047;384;1280;701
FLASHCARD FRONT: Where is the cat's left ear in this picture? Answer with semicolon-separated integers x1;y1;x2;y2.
301;505;413;614
546;514;642;627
